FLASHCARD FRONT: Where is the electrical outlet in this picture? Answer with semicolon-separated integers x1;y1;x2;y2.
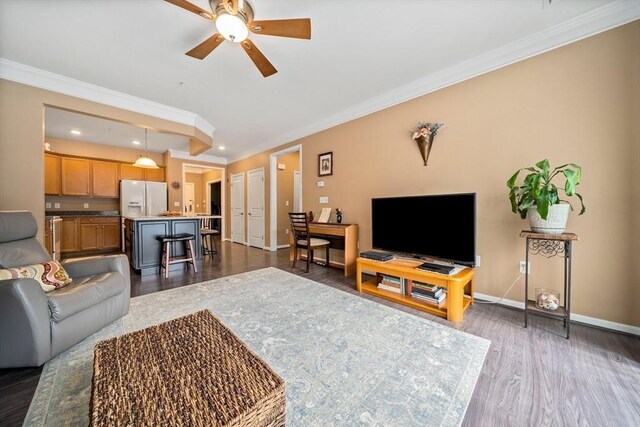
319;196;328;204
45;202;52;209
174;201;180;207
54;203;60;209
519;261;530;274
285;200;289;206
84;203;89;209
285;228;289;234
317;181;324;187
475;255;481;267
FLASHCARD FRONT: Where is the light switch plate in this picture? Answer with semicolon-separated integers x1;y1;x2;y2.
317;181;324;187
285;201;289;206
475;255;481;267
84;203;89;209
54;203;60;209
174;201;180;207
320;196;329;204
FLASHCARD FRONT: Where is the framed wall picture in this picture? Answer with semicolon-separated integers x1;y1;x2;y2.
318;152;333;176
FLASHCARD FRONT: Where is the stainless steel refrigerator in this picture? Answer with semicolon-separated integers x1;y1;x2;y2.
120;180;167;250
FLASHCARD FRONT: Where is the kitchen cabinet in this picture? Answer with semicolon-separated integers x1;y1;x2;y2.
144;167;165;182
120;164;144;181
92;161;119;197
120;163;165;182
79;217;120;251
45;154;62;195
61;158;91;196
61;217;80;253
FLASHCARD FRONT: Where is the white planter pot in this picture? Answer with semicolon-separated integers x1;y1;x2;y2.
527;203;570;234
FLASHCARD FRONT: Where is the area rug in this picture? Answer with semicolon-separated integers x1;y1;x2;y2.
24;267;490;426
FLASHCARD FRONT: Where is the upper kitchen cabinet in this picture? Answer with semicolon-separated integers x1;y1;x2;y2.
44;154;62;195
61;157;91;196
92;161;119;197
120;163;144;181
120;163;165;182
144;167;165;182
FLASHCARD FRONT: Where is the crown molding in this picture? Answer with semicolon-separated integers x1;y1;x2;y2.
0;58;215;137
228;1;639;163
169;149;227;165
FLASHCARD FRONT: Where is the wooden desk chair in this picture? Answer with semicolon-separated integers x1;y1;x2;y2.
200;217;220;261
288;212;330;273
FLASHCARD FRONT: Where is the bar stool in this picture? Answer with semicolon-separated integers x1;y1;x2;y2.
200;217;220;261
157;233;198;278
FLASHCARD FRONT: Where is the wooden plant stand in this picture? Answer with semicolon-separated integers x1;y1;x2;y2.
356;258;475;322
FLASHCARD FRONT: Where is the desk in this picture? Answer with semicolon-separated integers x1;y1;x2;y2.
289;222;359;276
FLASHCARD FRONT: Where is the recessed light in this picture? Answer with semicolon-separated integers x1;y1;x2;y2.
219;145;225;150
132;140;141;145
70;129;82;135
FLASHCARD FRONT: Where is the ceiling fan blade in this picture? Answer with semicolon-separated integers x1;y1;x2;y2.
164;0;215;20
240;39;277;77
248;19;311;40
221;0;239;15
186;33;225;60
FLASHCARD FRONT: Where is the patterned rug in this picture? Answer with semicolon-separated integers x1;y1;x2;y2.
24;268;490;426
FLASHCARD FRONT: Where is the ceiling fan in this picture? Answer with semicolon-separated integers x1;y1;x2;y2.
165;0;311;77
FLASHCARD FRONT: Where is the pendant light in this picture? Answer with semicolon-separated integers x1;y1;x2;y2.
133;128;159;169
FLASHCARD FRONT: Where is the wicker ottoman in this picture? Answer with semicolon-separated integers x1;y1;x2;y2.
90;310;285;427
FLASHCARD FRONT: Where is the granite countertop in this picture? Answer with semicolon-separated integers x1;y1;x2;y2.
45;211;120;217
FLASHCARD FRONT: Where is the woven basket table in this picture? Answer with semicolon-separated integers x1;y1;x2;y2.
90;310;285;427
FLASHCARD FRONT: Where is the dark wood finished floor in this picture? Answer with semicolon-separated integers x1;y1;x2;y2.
1;242;639;426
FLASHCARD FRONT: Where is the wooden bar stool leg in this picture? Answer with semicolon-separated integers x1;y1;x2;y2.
164;241;171;279
187;239;198;273
306;248;311;273
212;234;220;261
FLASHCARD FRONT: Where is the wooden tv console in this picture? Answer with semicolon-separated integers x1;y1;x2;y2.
356;257;475;322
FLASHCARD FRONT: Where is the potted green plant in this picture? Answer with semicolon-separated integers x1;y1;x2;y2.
507;159;585;234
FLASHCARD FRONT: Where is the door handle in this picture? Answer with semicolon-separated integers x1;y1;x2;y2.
248;213;252;216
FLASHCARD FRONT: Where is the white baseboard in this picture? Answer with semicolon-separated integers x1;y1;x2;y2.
474;292;640;336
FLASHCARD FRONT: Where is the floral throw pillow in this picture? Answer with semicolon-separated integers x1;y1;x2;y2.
0;260;73;293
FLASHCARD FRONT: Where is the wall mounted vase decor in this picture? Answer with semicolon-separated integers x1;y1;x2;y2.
411;122;443;166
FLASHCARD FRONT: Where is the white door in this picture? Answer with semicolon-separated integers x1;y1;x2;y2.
230;173;245;244
184;183;194;214
247;168;265;249
293;170;301;212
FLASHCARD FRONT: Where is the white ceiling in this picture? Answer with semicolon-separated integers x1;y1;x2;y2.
45;107;190;153
0;0;634;161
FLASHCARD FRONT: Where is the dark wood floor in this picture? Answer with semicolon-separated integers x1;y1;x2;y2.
1;242;639;426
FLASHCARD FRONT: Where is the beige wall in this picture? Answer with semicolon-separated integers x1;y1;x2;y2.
0;79;210;239
276;152;300;246
45;137;165;166
227;22;640;326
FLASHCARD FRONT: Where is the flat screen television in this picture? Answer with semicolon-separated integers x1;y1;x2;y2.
371;193;476;267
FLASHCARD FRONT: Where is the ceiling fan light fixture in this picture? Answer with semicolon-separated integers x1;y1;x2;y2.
216;14;248;42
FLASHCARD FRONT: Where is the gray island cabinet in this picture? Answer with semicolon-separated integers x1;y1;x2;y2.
123;217;201;275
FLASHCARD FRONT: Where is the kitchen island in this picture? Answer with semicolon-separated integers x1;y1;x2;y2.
123;216;203;276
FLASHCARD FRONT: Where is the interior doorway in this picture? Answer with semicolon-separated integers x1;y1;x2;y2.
182;163;226;240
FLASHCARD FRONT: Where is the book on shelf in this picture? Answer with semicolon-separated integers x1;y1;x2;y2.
411;290;447;304
380;274;402;284
411;287;444;299
411;281;439;292
378;283;402;294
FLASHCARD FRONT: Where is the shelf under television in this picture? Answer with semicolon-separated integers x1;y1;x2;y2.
356;257;475;322
361;279;472;319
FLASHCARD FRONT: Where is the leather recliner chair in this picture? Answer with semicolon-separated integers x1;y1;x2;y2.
0;211;130;368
